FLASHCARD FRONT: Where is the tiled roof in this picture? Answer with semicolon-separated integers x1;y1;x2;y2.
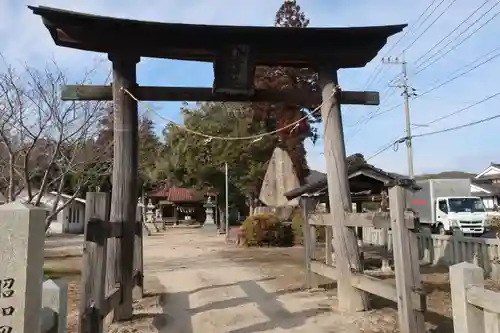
471;180;500;195
168;187;201;202
150;189;169;197
475;174;500;181
149;187;205;202
284;163;408;200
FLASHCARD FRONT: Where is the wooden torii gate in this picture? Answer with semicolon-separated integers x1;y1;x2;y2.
29;4;406;323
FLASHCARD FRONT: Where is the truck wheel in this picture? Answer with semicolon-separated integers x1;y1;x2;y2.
437;224;447;235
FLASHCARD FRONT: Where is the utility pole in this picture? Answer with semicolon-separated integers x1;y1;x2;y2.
382;53;417;178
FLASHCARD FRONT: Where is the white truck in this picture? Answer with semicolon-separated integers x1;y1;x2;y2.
408;178;488;235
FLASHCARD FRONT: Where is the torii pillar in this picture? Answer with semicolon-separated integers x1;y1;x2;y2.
107;54;140;321
317;67;369;311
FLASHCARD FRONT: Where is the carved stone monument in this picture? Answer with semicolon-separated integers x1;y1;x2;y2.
0;202;46;333
258;147;300;219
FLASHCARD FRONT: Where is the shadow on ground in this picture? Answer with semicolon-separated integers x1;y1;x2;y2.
219;245;457;333
154;277;330;333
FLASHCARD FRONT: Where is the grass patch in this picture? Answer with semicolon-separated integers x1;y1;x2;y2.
43;266;81;280
44;253;82;260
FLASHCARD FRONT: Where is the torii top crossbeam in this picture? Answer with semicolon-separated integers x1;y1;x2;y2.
29;6;405;68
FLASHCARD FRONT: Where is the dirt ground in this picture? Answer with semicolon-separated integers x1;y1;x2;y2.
44;228;498;333
109;228;457;333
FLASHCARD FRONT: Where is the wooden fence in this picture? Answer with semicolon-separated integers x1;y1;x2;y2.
304;183;426;333
362;227;500;277
450;262;500;333
79;192;144;333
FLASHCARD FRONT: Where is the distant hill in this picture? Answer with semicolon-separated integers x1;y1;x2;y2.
415;171;476;180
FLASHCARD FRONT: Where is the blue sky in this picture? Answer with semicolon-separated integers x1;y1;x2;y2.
1;0;499;175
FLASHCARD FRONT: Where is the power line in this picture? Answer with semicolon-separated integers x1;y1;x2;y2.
402;0;446;42
417;46;500;97
365;92;500;161
352;1;496;128
413;0;491;66
415;1;500;74
414;112;500;138
344;0;449;128
344;86;397;128
380;0;497;86
361;44;500;124
361;0;441;90
433;44;500;79
344;91;398;143
416;91;500;127
403;0;458;52
368;0;453;89
365;137;405;162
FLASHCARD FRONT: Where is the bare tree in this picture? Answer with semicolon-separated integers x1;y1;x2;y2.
0;59;112;228
0;65;30;202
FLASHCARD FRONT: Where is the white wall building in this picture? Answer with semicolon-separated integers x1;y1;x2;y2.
15;190;86;234
471;163;500;210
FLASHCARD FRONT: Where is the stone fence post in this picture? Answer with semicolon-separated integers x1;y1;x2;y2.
40;279;68;333
0;202;46;333
450;262;485;333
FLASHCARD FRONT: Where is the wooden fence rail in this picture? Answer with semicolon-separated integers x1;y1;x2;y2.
450;262;500;333
362;227;500;277
304;183;427;333
79;192;144;333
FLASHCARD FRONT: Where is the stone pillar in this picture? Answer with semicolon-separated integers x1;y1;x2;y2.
0;202;46;333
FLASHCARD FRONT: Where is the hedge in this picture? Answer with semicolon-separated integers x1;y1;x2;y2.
239;212;326;247
239;213;293;247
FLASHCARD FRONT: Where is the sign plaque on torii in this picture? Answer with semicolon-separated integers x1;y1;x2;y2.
29;4;406;319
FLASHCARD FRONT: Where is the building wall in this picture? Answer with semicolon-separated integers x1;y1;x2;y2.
474;166;500;210
63;201;85;234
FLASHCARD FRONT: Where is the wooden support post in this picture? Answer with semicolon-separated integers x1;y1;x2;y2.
79;192;110;333
309;224;319;288
453;229;464;264
389;185;425;333
107;53;140;322
356;203;364;262
449;262;485;333
317;67;368;311
303;197;319;288
133;208;144;299
302;198;312;289
325;226;334;265
380;227;392;273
